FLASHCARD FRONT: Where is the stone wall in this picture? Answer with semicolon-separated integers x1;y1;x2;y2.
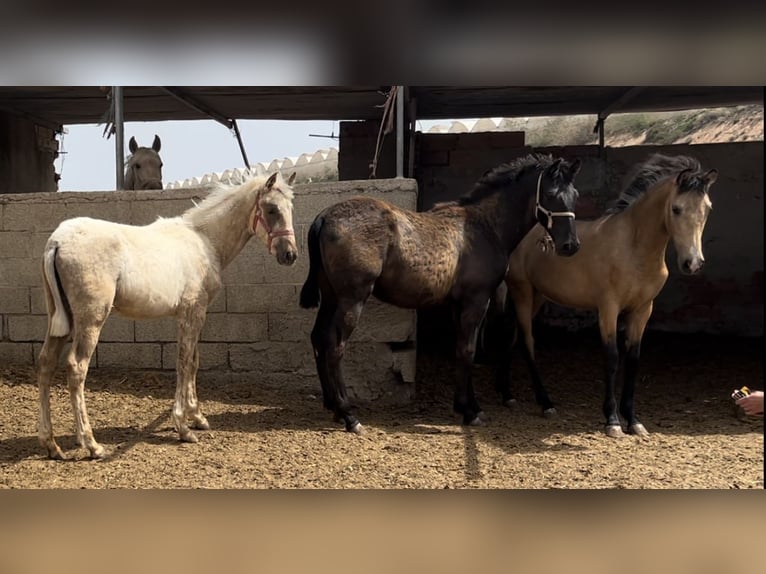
0;179;418;403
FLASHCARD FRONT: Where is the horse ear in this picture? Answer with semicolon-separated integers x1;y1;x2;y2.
287;172;297;185
703;168;718;188
546;158;563;178
265;172;278;190
129;136;138;154
567;158;582;181
152;135;161;152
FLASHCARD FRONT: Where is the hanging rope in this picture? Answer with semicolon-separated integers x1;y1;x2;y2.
98;86;116;139
369;86;399;178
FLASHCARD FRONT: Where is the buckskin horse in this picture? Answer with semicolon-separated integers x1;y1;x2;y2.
488;153;718;437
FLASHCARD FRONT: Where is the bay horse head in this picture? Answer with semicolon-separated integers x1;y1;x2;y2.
534;157;582;256
669;167;718;274
251;171;298;266
125;135;163;190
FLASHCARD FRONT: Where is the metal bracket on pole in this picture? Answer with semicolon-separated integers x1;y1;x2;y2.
114;86;124;189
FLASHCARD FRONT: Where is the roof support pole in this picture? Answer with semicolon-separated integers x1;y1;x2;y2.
396;85;405;178
113;86;124;190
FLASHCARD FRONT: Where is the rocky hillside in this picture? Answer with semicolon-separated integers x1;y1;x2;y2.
502;104;763;147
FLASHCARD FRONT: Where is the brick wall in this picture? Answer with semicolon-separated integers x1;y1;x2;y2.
0;179;418;403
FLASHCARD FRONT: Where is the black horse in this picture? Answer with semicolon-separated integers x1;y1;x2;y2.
300;154;582;433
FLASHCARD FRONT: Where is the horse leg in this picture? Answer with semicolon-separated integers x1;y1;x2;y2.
598;303;624;438
621;303;652;437
173;304;207;443
492;289;517;407
37;334;68;459
325;298;367;433
514;290;555;415
66;321;107;458
310;300;338;415
453;297;490;426
188;344;210;431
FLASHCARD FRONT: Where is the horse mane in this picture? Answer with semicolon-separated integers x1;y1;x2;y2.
181;173;293;228
605;153;703;214
454;153;559;207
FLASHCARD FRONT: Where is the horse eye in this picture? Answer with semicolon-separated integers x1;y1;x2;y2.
135;164;141;169
672;206;681;215
267;208;278;216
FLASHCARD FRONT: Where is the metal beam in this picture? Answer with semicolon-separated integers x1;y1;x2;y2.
231;120;251;170
114;86;125;190
598;87;645;121
160;87;233;128
0;103;62;132
161;86;254;169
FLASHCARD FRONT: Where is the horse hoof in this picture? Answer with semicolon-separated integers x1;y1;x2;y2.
543;407;557;418
90;444;107;459
47;447;66;461
468;416;485;427
503;399;517;408
192;417;210;431
348;422;364;435
605;424;626;438
476;410;488;421
629;423;649;437
180;430;199;443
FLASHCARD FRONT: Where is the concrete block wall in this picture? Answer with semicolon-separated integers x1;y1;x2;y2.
0;179;418;403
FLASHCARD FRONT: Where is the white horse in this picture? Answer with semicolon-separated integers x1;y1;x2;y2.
124;135;163;190
37;171;298;459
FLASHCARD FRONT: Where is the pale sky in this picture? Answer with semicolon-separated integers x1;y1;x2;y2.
56;118;450;191
57;119;340;191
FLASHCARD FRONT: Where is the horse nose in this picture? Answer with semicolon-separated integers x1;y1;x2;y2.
561;239;580;256
280;249;297;266
682;258;703;274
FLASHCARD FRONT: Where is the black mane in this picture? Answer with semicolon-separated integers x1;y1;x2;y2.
606;153;703;214
457;153;558;206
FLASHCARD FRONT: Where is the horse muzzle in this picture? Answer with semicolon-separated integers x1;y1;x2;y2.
141;180;163;190
681;257;704;275
275;240;298;266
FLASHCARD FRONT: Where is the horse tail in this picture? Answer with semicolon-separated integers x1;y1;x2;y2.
299;216;324;309
42;245;71;337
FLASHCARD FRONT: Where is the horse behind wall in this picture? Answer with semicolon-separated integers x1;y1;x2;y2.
123;135;163;190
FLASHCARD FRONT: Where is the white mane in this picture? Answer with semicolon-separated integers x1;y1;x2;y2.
181;173;294;230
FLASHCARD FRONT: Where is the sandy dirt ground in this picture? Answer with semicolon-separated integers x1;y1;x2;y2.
0;331;762;489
